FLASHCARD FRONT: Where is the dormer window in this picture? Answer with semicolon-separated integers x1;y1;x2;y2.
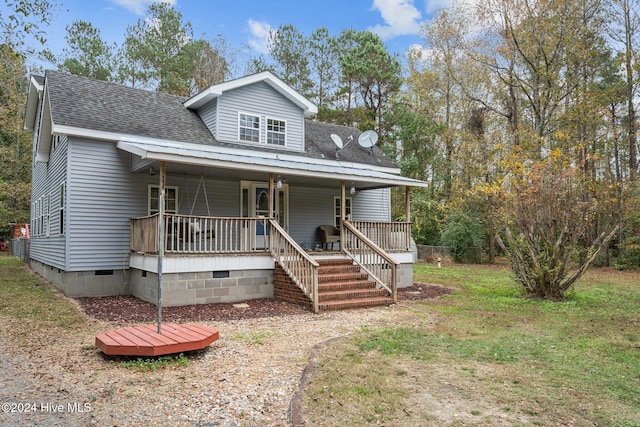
239;113;260;142
238;112;288;147
267;118;286;146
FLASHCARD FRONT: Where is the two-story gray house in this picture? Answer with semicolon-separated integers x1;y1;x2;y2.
24;70;428;312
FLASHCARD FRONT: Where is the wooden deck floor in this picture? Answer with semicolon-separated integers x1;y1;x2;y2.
95;323;219;356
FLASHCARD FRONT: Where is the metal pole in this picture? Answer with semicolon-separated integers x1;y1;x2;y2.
340;180;346;250
157;161;166;334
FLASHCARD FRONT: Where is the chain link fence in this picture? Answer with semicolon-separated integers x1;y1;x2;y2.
10;238;29;263
417;245;483;264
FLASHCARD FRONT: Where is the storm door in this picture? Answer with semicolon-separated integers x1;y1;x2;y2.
240;181;288;248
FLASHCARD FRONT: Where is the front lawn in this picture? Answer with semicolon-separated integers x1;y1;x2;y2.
302;264;640;426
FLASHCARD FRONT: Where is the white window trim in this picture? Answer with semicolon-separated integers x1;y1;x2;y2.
45;193;51;237
266;117;287;147
59;182;65;235
148;184;179;215
238;112;261;143
334;197;352;228
35;198;40;236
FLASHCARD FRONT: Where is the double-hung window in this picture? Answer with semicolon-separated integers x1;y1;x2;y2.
148;185;178;215
334;197;352;228
266;118;286;146
59;183;65;235
239;113;260;143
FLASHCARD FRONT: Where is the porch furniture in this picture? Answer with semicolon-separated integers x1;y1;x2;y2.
317;225;340;250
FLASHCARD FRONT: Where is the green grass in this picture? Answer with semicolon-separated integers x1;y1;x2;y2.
0;255;85;329
304;263;640;426
120;353;189;371
228;330;274;345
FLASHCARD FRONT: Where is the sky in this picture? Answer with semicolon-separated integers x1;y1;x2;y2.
36;0;457;72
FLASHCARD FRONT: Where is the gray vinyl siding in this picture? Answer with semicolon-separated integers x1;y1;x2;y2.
352;188;391;222
216;82;305;151
287;186;391;247
67;138;140;271
170;174;239;217
67;140;242;272
131;155;154;173
29;135;68;270
288;186;336;247
197;98;217;139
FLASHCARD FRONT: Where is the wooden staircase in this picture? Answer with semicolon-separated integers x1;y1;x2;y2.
274;257;393;312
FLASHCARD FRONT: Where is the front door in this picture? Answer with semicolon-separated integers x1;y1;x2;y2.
241;181;288;247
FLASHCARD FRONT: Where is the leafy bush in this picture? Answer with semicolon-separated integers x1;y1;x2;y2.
616;235;640;270
441;209;484;262
497;162;618;299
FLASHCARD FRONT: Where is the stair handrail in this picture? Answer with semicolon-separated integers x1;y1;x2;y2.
342;220;399;302
268;219;320;313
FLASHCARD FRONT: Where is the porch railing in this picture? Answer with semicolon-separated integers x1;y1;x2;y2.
342;220;398;302
130;213;270;254
268;219;320;313
130;214;159;253
349;221;412;251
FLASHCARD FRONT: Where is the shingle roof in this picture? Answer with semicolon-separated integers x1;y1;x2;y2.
44;70;397;169
304;120;397;168
33;75;45;86
46;70;214;144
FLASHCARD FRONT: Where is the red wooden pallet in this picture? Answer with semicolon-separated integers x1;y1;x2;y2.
95;323;219;356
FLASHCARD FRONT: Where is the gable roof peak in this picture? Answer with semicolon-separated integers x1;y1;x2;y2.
184;71;318;116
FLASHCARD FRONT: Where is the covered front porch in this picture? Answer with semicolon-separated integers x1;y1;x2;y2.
129;205;415;313
119;139;427;312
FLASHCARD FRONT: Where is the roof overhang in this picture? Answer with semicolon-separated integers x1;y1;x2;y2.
184;71;318;117
117;139;429;189
24;75;44;132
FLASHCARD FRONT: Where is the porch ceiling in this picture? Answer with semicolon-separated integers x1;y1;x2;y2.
118;139;429;190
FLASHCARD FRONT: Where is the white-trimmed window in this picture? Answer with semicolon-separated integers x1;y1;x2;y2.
45;193;51;237
334;197;352;228
266;118;286;146
31;202;35;235
59;182;65;235
148;185;178;215
239;113;260;143
38;196;44;236
51;135;59;153
34;199;40;236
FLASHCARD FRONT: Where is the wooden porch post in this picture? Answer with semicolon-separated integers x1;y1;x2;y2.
268;173;274;219
157;161;166;334
405;186;411;223
405;186;412;252
267;173;274;251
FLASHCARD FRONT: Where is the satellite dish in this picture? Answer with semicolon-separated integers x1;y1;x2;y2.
358;130;378;148
331;133;343;149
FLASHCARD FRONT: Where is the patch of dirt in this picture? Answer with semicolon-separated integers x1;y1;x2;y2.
77;283;454;323
397;282;455;301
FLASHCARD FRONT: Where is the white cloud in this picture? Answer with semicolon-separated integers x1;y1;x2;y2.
247;19;272;54
407;43;433;62
424;0;455;14
369;0;423;39
109;0;176;15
